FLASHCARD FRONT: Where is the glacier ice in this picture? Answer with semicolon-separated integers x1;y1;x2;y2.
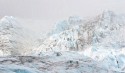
0;11;125;73
34;11;125;72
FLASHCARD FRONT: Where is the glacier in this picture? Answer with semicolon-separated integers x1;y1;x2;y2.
35;11;125;72
0;11;125;73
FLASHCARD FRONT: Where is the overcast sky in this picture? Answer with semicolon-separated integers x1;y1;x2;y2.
0;0;125;33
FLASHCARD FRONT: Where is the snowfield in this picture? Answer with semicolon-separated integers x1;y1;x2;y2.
0;11;125;73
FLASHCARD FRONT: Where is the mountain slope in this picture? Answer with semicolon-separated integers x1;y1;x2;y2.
34;11;125;71
0;11;125;73
36;11;125;54
0;16;36;56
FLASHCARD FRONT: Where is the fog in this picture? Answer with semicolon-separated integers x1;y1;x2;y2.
0;0;125;33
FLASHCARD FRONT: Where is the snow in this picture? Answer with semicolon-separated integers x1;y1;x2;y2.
50;16;83;35
37;11;125;53
0;16;37;56
0;11;125;73
34;11;125;72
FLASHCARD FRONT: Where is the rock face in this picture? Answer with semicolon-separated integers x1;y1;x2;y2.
37;11;125;53
0;16;35;56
